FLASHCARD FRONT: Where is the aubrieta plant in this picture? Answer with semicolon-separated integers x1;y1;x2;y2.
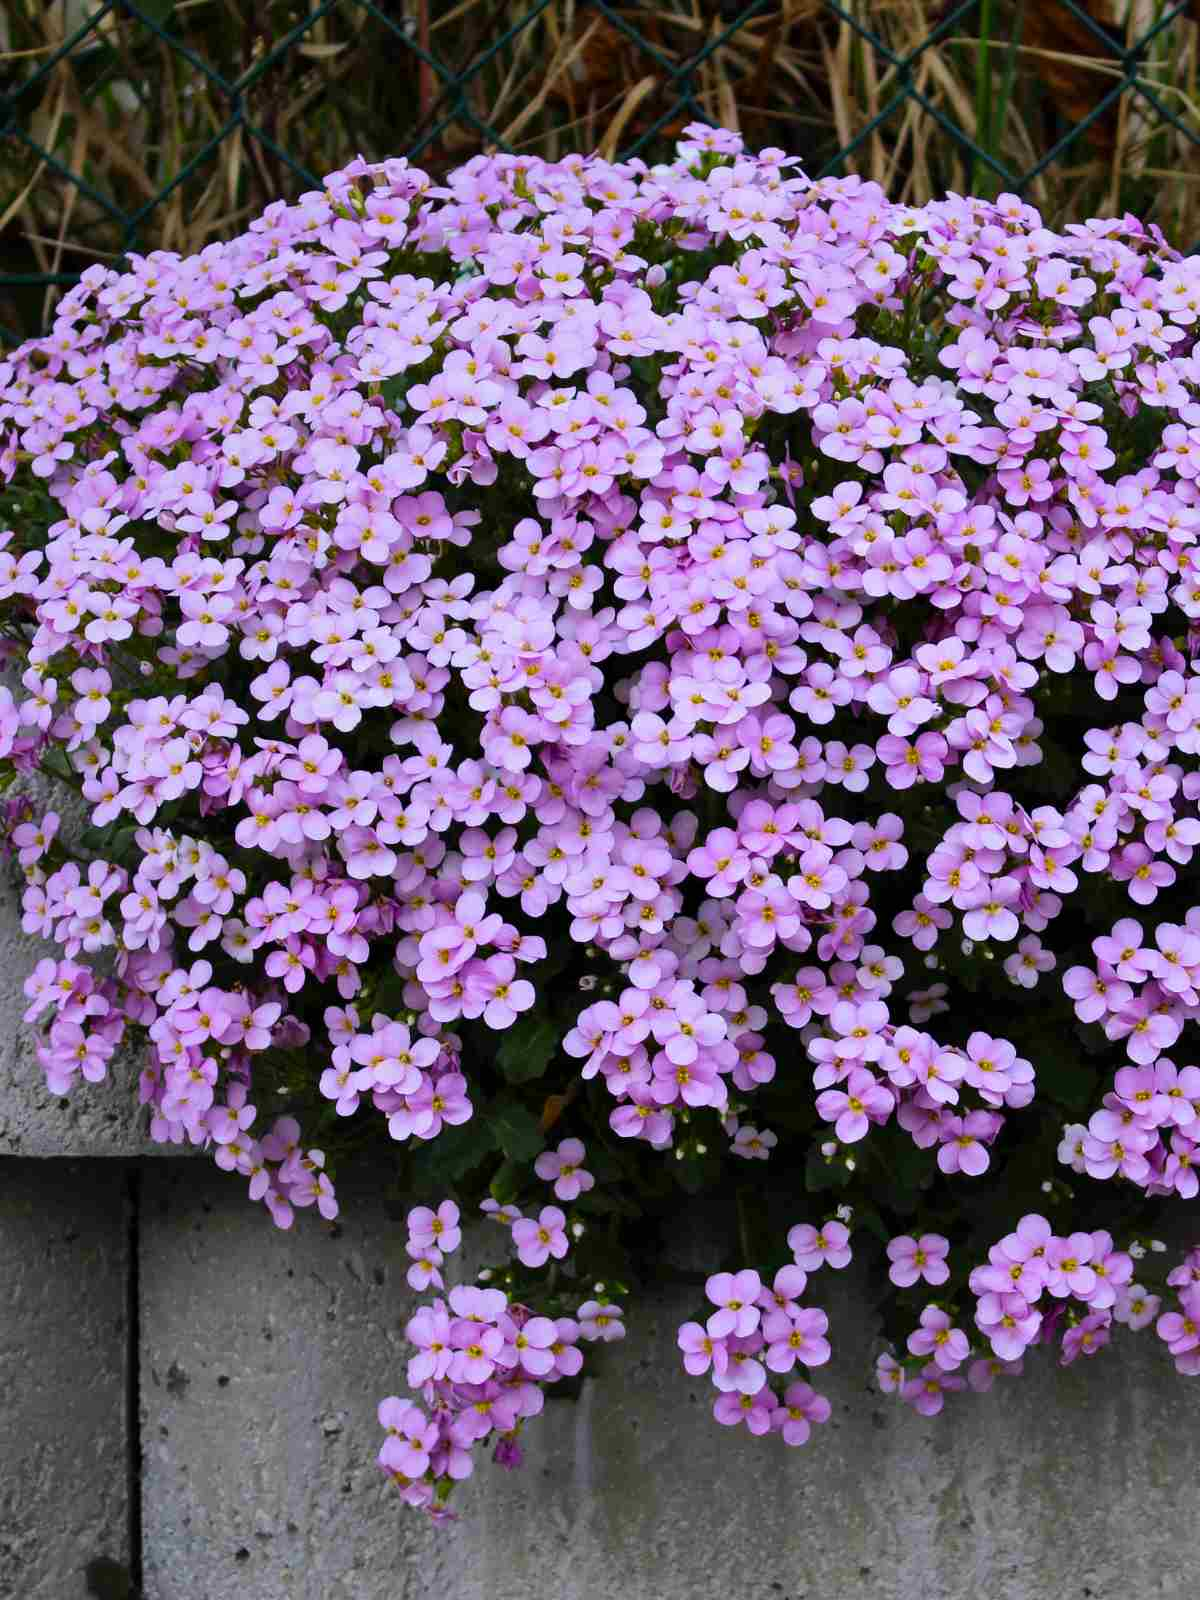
1;122;1199;1519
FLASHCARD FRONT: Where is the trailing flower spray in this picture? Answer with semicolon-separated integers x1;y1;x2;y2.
1;122;1199;1517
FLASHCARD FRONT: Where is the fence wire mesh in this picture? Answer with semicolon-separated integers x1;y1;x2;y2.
2;0;1200;341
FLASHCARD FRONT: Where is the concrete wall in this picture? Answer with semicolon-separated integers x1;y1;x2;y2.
1;825;1197;1598
138;1168;1200;1600
0;807;170;1157
138;1164;430;1600
3;1149;1198;1600
0;1161;130;1600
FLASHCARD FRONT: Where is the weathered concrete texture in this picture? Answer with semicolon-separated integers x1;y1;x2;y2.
434;1282;1200;1600
139;1165;1200;1600
0;1159;129;1600
0;999;156;1156
0;745;173;1157
0;802;163;1156
138;1162;439;1600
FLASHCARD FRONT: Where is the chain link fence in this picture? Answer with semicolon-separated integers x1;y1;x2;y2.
3;0;1200;341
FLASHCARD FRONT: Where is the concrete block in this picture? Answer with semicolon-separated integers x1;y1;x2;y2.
0;800;166;1156
431;1267;1200;1600
138;1164;1200;1600
138;1162;438;1600
0;1159;130;1600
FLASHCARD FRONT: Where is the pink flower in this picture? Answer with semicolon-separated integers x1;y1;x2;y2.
378;1398;438;1479
907;1305;969;1370
576;1300;625;1341
407;1200;461;1255
976;1292;1042;1361
704;1270;763;1338
788;1221;852;1271
763;1306;831;1371
712;1388;777;1434
886;1233;951;1288
936;1110;999;1176
461;954;535;1030
774;1381;832;1445
9;132;1200;1519
900;1362;965;1416
678;1321;729;1379
1060;1312;1111;1366
533;1137;594;1201
511;1206;569;1268
815;1067;894;1143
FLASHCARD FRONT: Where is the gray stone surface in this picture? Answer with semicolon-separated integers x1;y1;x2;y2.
138;1162;437;1599
0;1159;129;1600
138;1163;1200;1600
435;1293;1198;1600
0;787;164;1156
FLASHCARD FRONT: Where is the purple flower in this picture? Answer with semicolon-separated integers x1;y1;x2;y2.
704;1269;763;1339
886;1233;951;1288
975;1292;1042;1361
936;1110;999;1176
511;1206;569;1269
816;1066;894;1143
1060;1312;1112;1365
712;1388;777;1435
1044;1233;1098;1299
378;1398;438;1480
906;1305;969;1371
1114;1284;1161;1330
533;1137;595;1201
511;1316;558;1377
788;1221;852;1271
407;1200;461;1256
9;125;1200;1522
900;1363;966;1417
763;1306;831;1371
576;1300;625;1341
678;1321;729;1379
774;1381;832;1446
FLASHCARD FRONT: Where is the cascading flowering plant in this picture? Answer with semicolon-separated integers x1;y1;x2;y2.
2;119;1200;1518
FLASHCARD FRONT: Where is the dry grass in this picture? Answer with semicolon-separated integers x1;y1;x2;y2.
2;0;1200;335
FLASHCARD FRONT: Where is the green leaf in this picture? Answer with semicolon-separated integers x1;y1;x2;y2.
846;1202;888;1245
489;1158;525;1205
78;822;139;866
535;940;572;983
676;1150;717;1196
409;1116;497;1188
492;1099;543;1162
805;1145;852;1193
1036;1051;1097;1115
379;376;408;413
872;1130;931;1215
370;968;410;1017
586;1146;628;1185
574;1187;640;1218
497;1014;559;1083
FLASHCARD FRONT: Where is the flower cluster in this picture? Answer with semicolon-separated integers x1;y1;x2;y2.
1;119;1199;1515
677;1227;841;1443
384;1194;623;1515
873;1221;1200;1415
1060;925;1200;1192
